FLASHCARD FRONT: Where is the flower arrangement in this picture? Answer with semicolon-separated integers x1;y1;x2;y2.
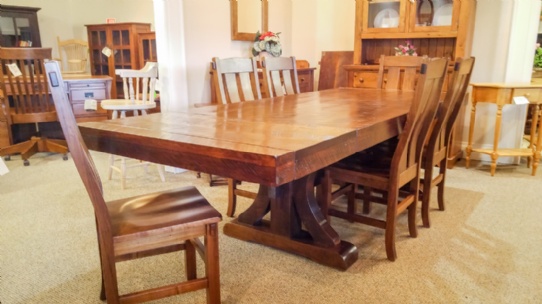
534;43;542;68
252;31;282;57
394;40;418;56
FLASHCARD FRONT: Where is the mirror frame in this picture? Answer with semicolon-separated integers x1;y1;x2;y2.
230;0;268;41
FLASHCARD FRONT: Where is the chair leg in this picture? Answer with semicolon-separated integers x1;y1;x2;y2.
108;154;115;180
384;211;397;262
185;240;197;280
437;161;447;211
227;178;237;217
157;165;166;182
205;223;221;304
120;158;127;190
421;163;434;228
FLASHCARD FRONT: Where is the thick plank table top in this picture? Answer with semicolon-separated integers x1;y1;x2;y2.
79;87;412;270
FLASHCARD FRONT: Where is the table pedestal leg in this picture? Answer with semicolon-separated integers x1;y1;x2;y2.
224;173;359;270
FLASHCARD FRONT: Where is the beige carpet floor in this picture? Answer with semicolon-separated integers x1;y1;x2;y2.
0;151;541;304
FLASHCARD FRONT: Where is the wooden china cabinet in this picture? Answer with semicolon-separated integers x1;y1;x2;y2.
0;5;41;47
346;0;475;88
85;23;151;98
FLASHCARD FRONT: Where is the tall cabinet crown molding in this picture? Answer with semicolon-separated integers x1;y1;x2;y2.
85;22;152;99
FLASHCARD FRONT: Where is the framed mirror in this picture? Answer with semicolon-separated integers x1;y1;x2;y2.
230;0;268;41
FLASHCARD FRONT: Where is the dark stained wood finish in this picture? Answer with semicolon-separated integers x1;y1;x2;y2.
45;60;222;304
320;58;449;261
421;57;475;228
79;88;413;270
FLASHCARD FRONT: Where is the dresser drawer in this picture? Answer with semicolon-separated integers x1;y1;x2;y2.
297;68;314;93
70;88;107;101
513;88;541;103
352;71;378;88
298;74;312;92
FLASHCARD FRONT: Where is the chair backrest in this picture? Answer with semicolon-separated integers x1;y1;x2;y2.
57;37;89;74
318;51;354;90
391;57;448;181
0;47;58;124
43;59;112;242
377;55;426;91
211;57;261;104
261;56;301;97
428;57;475;154
116;62;158;103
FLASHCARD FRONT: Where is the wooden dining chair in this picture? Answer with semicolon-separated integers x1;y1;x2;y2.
56;36;89;74
420;57;475;228
261;56;301;97
211;56;261;216
44;60;222;304
212;56;261;104
377;54;426;91
319;57;449;261
100;62;165;189
0;47;68;166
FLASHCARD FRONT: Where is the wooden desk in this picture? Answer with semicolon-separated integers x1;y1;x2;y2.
78;88;412;270
0;74;111;148
466;83;542;176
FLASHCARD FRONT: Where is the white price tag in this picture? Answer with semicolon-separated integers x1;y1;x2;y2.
6;63;22;77
84;99;98;111
513;96;529;105
102;47;112;57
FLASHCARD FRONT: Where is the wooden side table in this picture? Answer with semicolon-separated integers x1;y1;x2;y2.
466;83;542;176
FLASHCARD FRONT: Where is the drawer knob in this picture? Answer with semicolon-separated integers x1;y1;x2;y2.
300;78;305;82
358;78;364;83
524;93;530;97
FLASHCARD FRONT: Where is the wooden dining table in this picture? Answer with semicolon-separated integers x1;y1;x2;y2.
78;87;413;270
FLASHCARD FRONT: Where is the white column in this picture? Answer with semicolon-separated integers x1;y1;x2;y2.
153;0;190;112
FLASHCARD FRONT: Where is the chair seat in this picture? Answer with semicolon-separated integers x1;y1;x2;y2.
107;186;222;237
101;99;156;111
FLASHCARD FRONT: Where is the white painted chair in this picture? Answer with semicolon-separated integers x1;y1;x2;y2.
101;62;165;189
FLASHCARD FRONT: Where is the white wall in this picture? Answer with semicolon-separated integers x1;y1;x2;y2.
6;0;155;59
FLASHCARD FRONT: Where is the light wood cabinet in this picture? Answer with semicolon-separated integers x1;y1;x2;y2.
85;23;151;98
353;0;474;65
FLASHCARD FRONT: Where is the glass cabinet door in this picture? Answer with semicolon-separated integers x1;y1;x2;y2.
362;0;407;33
409;0;460;32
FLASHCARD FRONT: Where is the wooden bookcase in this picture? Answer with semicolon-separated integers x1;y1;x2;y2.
0;5;41;47
138;31;157;68
85;22;151;98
